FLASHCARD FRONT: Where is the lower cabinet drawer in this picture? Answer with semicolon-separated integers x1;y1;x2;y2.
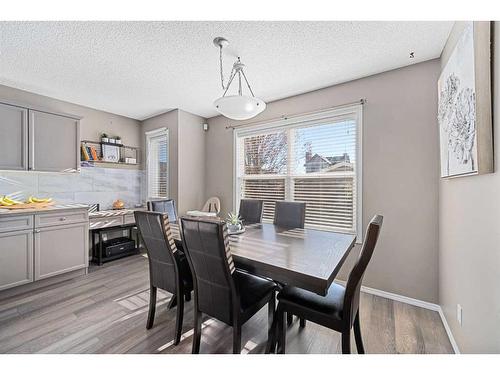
35;210;88;228
0;215;33;233
89;217;124;230
34;222;88;280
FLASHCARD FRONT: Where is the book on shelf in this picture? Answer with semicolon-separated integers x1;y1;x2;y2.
86;146;94;161
89;146;99;161
81;145;90;161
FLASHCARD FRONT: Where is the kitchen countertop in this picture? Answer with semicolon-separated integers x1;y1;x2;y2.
0;203;89;216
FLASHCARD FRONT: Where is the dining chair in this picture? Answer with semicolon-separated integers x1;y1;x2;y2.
269;215;383;354
134;211;193;345
238;199;264;225
201;196;221;214
273;201;307;326
180;216;278;354
147;199;178;223
273;201;306;228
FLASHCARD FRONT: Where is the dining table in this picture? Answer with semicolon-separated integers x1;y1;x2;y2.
170;221;357;296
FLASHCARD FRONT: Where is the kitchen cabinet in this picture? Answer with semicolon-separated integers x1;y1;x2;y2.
34;221;88;280
0;101;81;173
0;102;28;170
0;230;34;291
29;110;80;172
0;206;89;292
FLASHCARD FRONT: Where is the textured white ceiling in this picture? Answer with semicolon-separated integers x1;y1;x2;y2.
0;21;453;120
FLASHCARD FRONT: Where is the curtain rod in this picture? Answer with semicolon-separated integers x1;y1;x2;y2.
225;98;366;130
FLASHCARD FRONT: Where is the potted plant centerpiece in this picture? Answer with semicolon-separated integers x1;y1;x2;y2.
101;133;109;143
115;136;122;145
226;212;243;233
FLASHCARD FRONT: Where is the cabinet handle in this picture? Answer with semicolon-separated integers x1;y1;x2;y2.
59;217;67;221
34;229;40;233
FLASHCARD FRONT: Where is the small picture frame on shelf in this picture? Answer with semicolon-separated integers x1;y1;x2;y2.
102;144;120;163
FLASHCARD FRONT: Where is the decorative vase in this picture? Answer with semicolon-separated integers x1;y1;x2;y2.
101;137;109;143
109;138;116;144
116;139;122;145
228;223;241;232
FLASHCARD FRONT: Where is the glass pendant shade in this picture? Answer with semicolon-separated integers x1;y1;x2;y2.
214;95;266;120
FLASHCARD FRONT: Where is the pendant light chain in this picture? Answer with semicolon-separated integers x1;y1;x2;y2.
213;36;266;120
219;45;235;91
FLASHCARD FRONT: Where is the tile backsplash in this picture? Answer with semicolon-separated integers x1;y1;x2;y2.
0;167;143;210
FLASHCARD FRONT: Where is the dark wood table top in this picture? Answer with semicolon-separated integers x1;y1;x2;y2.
170;222;356;296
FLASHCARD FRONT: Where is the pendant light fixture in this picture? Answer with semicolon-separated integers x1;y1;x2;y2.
213;37;266;120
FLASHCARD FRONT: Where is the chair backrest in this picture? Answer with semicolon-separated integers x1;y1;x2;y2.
238;199;263;225
147;199;178;223
180;217;237;325
202;197;221;214
134;211;180;294
343;215;383;325
273;201;306;228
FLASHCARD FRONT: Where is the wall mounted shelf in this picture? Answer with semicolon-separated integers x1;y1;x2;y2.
80;140;139;167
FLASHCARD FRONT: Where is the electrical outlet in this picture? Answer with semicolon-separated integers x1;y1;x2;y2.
457;304;463;326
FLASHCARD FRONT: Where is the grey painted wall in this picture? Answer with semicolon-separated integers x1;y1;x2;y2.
0;83;144;209
0;84;142;149
140;109;207;214
177;109;206;214
206;60;441;303
439;22;500;353
140;109;179;204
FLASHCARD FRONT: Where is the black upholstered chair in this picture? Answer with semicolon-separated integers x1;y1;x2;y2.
147;199;178;223
134;211;193;345
180;216;278;354
269;215;383;354
238;199;264;225
273;201;306;229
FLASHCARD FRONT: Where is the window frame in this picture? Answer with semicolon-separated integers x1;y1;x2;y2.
233;104;363;241
146;127;169;200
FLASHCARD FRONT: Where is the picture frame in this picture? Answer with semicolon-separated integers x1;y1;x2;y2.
438;21;493;178
102;144;120;163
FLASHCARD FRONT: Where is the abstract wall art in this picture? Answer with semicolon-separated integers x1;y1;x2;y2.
438;21;493;178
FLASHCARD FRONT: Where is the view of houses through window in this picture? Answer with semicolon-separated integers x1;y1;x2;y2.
235;108;360;234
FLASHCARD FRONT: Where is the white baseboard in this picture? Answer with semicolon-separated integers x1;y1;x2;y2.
335;280;460;354
359;285;441;311
436;307;461;354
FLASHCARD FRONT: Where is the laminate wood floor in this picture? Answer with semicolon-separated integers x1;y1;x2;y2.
0;255;453;354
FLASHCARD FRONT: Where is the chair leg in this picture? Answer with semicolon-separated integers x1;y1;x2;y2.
265;293;276;353
341;331;351;354
233;324;242;354
185;291;191;302
174;293;184;345
192;309;202;354
277;307;287;354
353;311;365;354
287;312;293;326
146;286;157;329
299;318;306;328
167;294;177;309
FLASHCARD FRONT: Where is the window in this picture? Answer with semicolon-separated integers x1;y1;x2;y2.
146;128;169;199
234;105;362;236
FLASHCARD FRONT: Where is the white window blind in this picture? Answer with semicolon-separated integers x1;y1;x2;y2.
146;128;169;199
235;105;362;235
